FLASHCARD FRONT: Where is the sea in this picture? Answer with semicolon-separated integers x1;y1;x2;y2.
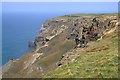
2;13;64;65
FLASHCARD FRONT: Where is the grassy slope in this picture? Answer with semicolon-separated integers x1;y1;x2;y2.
35;32;76;74
46;29;118;78
2;14;118;78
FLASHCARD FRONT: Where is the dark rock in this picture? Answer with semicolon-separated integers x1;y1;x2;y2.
45;38;49;42
58;63;62;66
28;41;36;47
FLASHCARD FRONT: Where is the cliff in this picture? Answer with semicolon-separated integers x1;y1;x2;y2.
2;14;119;78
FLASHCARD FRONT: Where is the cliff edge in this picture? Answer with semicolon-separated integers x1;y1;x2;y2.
2;14;119;78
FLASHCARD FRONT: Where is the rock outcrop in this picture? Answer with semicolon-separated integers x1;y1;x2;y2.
34;14;117;48
2;13;118;78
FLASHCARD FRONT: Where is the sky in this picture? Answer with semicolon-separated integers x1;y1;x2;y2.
1;0;119;2
2;2;118;14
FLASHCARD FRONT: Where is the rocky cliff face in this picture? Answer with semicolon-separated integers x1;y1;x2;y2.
34;14;117;48
2;14;118;78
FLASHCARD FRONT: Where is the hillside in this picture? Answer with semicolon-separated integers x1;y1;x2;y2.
2;14;118;78
46;27;118;78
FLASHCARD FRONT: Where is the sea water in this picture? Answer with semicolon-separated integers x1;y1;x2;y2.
2;13;64;65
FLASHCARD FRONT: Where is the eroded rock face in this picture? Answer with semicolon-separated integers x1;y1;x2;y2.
28;14;118;69
56;15;118;67
34;36;49;46
35;14;117;48
3;14;118;78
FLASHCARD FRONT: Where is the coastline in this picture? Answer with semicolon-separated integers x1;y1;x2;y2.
2;13;118;78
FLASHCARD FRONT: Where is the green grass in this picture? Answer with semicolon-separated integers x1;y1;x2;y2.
46;30;118;78
35;32;76;73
